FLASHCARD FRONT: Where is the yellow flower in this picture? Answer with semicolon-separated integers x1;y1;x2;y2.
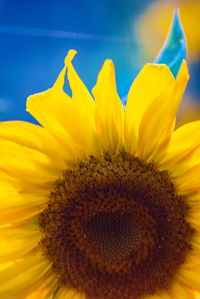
0;50;200;299
136;0;200;62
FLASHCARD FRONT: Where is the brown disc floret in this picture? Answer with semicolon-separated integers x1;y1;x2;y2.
39;151;194;299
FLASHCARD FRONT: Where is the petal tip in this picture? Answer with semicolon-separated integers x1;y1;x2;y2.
104;59;114;65
26;94;33;112
145;63;175;79
99;59;114;75
64;49;77;66
178;59;190;80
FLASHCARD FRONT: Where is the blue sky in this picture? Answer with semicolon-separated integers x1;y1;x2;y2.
0;0;151;122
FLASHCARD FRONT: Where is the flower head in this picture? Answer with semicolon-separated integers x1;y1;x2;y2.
0;13;200;299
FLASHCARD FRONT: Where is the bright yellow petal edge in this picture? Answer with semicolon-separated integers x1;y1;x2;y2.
0;50;199;299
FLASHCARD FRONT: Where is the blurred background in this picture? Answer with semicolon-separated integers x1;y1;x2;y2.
0;0;200;126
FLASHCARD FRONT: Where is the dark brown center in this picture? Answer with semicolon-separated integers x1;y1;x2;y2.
39;151;194;299
86;211;145;261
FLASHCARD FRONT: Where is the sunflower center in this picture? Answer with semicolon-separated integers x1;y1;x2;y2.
86;211;139;260
39;152;194;299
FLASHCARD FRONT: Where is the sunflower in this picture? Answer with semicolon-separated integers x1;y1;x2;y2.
0;49;200;299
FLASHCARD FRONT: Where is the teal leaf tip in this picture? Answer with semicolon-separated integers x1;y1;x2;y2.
154;9;186;77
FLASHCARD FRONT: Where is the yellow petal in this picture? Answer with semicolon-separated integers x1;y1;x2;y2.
194;291;200;299
25;288;52;299
27;50;99;158
136;60;189;163
0;206;42;227
0;260;18;271
174;164;200;195
187;207;200;220
1;189;48;213
0;188;47;227
186;194;200;205
136;93;175;163
64;50;95;118
159;121;200;174
0;138;66;186
0;252;52;297
0;209;41;227
172;60;189;113
92;60;124;153
0;181;45;226
0;171;50;227
188;217;200;231
54;287;86;299
24;271;57;299
0;225;40;262
124;63;175;155
27;88;77;156
184;253;200;270
177;268;200;291
170;281;195;299
0;120;71;168
172;147;200;179
61;50;100;155
0;167;52;197
187;200;200;220
144;292;171;299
